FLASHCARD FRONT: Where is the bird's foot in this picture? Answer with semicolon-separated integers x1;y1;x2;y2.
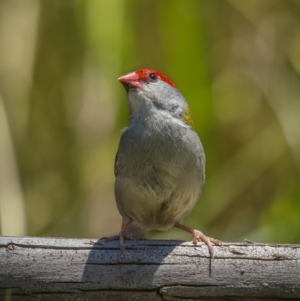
102;219;135;250
192;229;222;258
174;222;222;258
118;230;135;251
101;233;134;250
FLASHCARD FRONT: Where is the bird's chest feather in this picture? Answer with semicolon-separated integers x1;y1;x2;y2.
117;118;203;195
118;118;196;178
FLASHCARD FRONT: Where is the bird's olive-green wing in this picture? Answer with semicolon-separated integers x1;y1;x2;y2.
114;152;119;177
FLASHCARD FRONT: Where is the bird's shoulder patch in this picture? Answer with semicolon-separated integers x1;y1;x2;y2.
182;107;195;129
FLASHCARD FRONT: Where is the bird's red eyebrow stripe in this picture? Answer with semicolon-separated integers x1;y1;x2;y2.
136;69;176;88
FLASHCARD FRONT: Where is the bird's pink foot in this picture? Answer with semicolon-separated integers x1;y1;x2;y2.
192;229;222;258
102;232;134;250
118;230;134;250
174;222;222;258
102;219;134;250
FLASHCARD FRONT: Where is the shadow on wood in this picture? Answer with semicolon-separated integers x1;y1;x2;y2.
81;238;177;300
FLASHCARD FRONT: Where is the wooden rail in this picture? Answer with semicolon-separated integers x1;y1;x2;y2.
0;236;300;300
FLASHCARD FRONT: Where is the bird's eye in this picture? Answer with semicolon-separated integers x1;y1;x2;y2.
148;72;158;81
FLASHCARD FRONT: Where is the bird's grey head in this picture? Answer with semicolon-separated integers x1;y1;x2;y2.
118;69;189;124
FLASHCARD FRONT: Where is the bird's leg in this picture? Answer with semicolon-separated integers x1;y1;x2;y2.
119;219;134;250
174;222;222;258
120;219;133;230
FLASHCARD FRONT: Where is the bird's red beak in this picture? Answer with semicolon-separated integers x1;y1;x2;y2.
118;72;142;89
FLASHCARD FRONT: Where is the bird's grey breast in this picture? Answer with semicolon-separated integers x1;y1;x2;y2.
116;118;205;181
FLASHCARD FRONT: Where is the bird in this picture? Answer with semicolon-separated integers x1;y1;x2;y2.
112;68;221;257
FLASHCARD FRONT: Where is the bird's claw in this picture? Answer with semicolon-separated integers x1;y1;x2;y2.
192;230;222;258
102;232;134;251
119;230;135;250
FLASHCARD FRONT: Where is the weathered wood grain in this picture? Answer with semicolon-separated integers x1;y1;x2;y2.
0;236;299;300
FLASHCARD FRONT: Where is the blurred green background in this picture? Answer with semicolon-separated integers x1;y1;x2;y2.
0;0;300;244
